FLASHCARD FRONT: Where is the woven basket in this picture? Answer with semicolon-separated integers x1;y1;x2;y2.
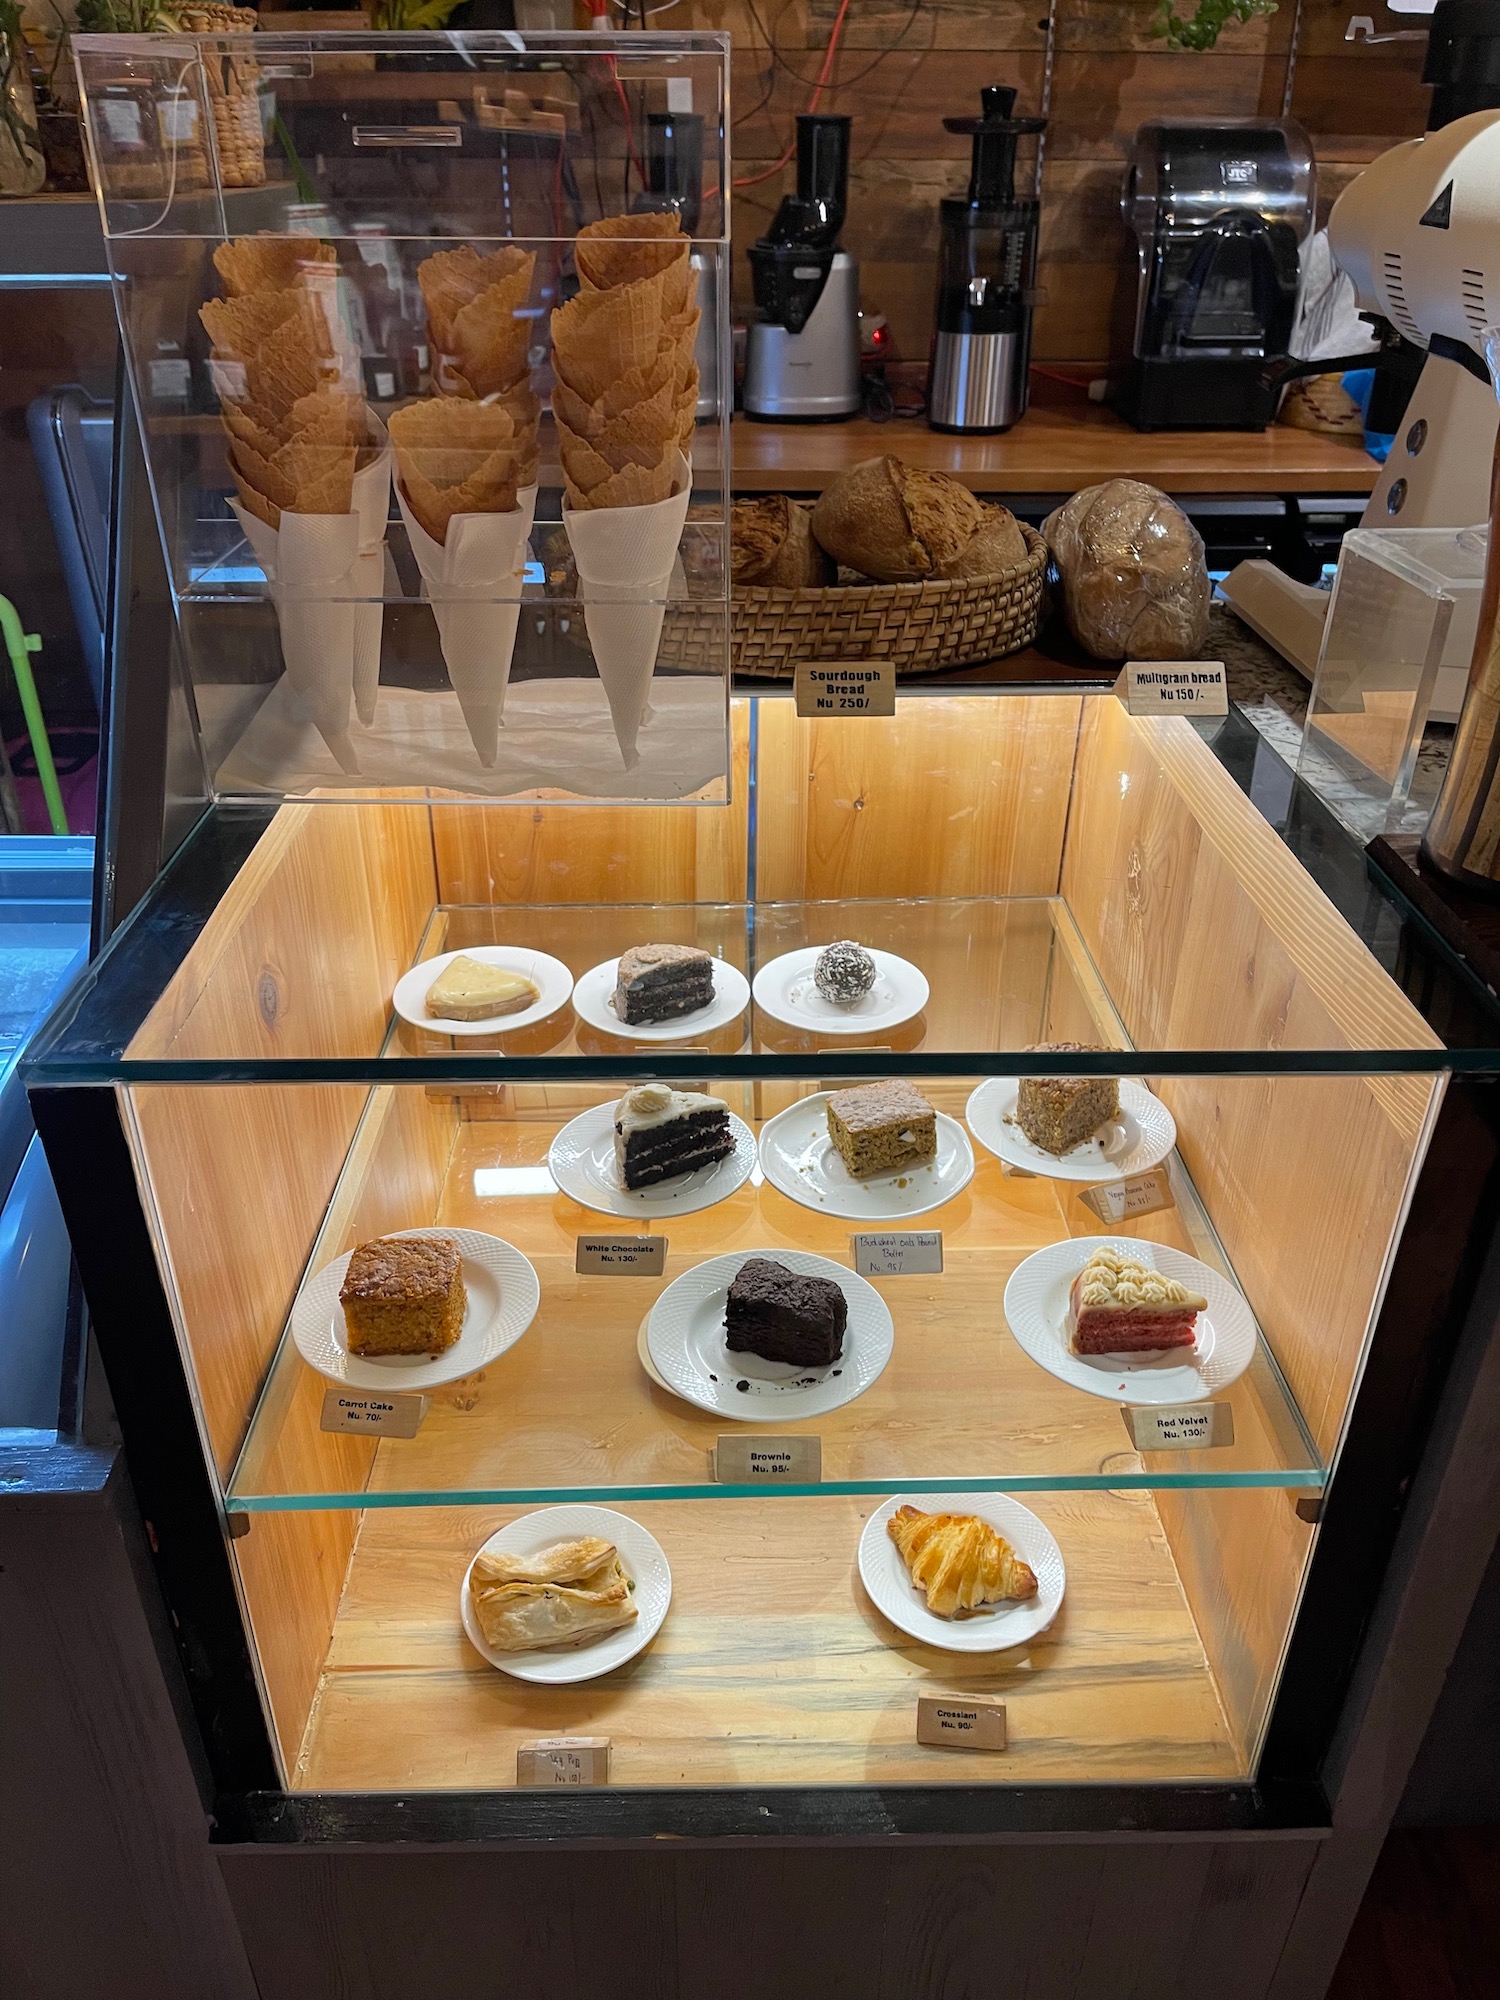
659;523;1049;679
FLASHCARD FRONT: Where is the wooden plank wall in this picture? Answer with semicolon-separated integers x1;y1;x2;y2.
124;802;447;1770
683;0;1429;362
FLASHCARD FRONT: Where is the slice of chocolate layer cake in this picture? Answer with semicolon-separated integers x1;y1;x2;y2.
613;943;716;1025
613;1084;734;1191
724;1256;847;1368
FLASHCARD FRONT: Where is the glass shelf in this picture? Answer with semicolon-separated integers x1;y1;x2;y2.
226;1075;1324;1512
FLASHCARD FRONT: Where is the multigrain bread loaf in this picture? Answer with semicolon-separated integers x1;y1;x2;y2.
731;494;835;588
1042;478;1210;661
810;455;988;581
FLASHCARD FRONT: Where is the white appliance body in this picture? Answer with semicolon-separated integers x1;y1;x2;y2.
1330;109;1500;529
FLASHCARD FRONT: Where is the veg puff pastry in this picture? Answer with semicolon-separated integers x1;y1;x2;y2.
887;1506;1038;1619
469;1536;639;1653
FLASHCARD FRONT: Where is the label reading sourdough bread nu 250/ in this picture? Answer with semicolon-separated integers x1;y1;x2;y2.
794;659;897;717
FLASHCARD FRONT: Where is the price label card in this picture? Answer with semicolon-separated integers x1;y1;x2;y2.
714;1434;822;1484
1123;1402;1235;1451
851;1231;944;1277
516;1737;611;1788
1120;660;1228;718
575;1235;667;1276
1079;1166;1175;1225
319;1387;427;1438
916;1695;1007;1752
794;658;897;718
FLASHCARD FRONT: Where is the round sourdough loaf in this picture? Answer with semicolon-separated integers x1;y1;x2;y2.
731;494;835;588
810;454;988;581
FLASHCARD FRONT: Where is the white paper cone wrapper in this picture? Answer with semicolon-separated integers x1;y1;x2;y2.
232;501;361;771
563;455;692;769
351;447;393;728
396;485;538;768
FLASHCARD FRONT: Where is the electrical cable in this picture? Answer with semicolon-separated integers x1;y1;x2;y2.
732;0;854;191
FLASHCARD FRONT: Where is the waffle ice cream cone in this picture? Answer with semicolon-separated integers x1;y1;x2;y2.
205;234;387;761
213;234;336;299
409;244;543;745
419;245;532;350
550;217;699;760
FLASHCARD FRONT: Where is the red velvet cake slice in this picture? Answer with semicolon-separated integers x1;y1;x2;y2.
1068;1246;1207;1356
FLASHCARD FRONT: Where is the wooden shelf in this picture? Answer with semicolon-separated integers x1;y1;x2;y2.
229;1091;1323;1513
730;406;1379;499
296;1486;1243;1790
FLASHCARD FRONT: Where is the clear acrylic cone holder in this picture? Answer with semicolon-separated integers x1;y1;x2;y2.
72;27;732;807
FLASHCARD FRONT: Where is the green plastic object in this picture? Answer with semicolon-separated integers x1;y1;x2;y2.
0;594;68;837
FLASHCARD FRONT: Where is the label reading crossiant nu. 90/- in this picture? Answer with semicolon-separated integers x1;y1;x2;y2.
794;658;897;717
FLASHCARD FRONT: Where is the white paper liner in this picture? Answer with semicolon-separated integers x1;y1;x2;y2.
563;452;693;769
230;446;392;770
208;676;727;801
395;483;539;768
351;448;394;728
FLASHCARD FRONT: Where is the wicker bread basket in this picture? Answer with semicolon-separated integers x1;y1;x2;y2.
660;522;1048;679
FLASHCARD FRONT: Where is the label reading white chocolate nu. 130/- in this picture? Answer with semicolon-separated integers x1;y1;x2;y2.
575;1235;667;1276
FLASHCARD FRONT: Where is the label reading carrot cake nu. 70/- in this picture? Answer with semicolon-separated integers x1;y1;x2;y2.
319;1388;427;1438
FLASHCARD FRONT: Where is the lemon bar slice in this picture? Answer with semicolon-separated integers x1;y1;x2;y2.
425;955;539;1022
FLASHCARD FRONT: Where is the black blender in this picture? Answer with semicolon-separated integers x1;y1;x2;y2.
928;86;1046;433
743;114;861;422
635;110;719;421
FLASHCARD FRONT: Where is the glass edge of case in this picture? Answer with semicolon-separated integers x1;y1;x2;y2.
222;1467;1329;1513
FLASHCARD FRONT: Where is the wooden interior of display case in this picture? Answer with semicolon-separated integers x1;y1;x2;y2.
120;696;1443;1790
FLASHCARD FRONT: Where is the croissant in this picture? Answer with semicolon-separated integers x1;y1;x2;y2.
887;1506;1038;1619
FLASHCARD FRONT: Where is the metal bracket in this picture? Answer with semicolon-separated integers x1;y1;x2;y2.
1346;15;1428;42
1295;1493;1326;1524
225;1512;252;1540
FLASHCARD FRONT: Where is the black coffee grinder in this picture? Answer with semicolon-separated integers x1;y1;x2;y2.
928;86;1046;433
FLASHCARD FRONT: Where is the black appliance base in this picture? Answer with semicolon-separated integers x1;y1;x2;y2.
1112;356;1278;431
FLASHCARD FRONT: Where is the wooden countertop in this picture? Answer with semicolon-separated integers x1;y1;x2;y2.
731;402;1378;498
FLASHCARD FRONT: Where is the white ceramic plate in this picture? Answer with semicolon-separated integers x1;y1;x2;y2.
1002;1235;1257;1406
751;946;930;1037
548;1100;756;1218
965;1076;1177;1183
758;1092;975;1222
572;954;751;1042
393;945;575;1038
291;1226;540;1392
460;1504;671;1684
858;1492;1066;1653
645;1247;893;1421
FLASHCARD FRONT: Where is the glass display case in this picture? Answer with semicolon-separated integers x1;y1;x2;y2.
71;28;731;805
27;690;1500;1834
28;27;1500;1860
